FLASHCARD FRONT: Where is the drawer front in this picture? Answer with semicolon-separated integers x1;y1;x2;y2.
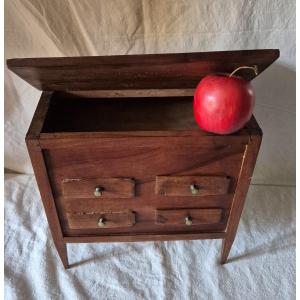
62;177;135;199
44;138;246;235
156;208;222;226
45;139;245;200
155;176;230;197
66;210;136;230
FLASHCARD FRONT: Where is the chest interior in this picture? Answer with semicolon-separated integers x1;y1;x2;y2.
42;93;198;133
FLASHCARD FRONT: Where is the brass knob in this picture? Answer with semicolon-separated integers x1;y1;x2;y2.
94;186;104;197
97;217;106;227
185;216;193;226
190;184;199;195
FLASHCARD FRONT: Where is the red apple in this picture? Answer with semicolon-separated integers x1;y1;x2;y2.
193;74;255;134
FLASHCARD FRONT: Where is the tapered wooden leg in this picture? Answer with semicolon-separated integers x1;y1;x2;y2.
220;132;262;265
54;240;69;269
26;113;70;269
220;236;234;264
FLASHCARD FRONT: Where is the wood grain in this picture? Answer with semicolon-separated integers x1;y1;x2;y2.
62;177;135;199
155;175;230;197
63;219;229;236
61;194;233;210
26;139;69;268
63;231;226;243
66;210;136;230
26;92;53;139
220;132;262;264
58;89;195;98
44;139;245;236
38;135;249;150
7;50;279;91
156;208;223;225
19;50;267;268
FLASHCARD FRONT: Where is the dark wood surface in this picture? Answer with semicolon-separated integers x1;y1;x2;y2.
63;231;226;243
155;175;230;197
62;177;135;199
58;89;196;98
156;208;223;225
43;135;245;236
26;94;262;267
26;92;53;139
42;95;198;133
25;88;263;268
26;141;69;269
21;51;266;268
7;50;279;91
26;94;69;268
220;132;262;264
66;210;136;230
40;92;262;138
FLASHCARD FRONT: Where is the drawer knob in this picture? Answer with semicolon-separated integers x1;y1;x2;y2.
94;186;104;197
185;216;193;226
190;184;200;195
97;217;106;227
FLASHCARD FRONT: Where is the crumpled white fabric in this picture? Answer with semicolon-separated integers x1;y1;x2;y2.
4;0;296;299
4;174;295;299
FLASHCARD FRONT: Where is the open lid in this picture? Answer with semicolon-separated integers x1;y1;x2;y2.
7;49;279;92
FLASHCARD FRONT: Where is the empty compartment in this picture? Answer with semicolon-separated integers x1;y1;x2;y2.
41;93;198;133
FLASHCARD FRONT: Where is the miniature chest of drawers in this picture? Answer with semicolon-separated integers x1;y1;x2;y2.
7;49;279;268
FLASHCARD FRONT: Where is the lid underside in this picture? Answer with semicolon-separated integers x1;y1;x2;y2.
7;49;279;92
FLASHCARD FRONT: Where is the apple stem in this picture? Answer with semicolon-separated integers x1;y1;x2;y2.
229;65;258;77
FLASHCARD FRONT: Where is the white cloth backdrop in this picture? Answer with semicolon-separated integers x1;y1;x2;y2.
4;1;295;299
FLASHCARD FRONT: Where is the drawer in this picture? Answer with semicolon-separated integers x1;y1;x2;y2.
62;177;135;199
155;175;230;197
45;139;244;235
156;208;223;226
45;140;245;200
66;210;136;230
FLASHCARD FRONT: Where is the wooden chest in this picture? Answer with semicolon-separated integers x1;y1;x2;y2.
7;50;279;268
